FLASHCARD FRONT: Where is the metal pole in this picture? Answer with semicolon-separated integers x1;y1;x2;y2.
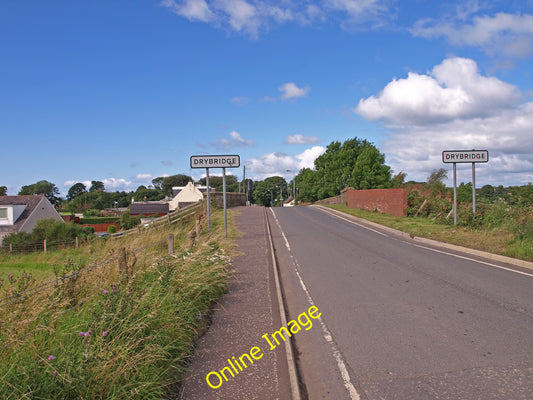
453;162;457;225
472;162;476;214
206;168;211;231
223;167;227;238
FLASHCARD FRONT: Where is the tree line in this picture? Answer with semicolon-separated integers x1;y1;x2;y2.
3;136;531;210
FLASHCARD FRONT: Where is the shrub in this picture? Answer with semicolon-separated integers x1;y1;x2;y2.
107;225;117;234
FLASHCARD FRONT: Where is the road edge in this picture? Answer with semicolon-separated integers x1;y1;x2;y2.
313;204;533;272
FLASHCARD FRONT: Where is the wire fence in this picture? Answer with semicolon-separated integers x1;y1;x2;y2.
0;202;201;256
0;202;202;351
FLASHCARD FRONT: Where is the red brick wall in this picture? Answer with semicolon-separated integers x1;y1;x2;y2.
345;188;407;217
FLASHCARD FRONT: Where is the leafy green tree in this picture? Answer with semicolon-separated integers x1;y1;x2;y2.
162;175;193;196
253;176;287;206
297;137;392;200
152;177;165;191
67;182;87;201
427;168;448;197
134;186;165;201
19;180;61;204
295;168;319;202
90;181;105;192
198;175;239;192
457;182;473;203
350;144;392;189
0;186;7;196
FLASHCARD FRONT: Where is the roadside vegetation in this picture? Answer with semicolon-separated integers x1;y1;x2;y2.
0;204;233;398
327;183;533;262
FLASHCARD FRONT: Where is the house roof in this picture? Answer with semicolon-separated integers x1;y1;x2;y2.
0;195;46;234
130;202;169;215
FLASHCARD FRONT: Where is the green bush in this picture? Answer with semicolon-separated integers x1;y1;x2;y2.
107;225;117;234
83;209;101;217
1;219;94;249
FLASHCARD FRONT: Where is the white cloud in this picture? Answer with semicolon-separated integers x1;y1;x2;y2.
246;145;326;180
285;134;320;145
64;180;91;189
162;0;392;38
102;178;133;190
355;57;521;125
324;0;390;28
161;160;173;166
279;82;311;101
212;130;254;150
355;57;533;186
412;12;533;58
231;96;250;105
160;0;214;22
295;146;326;169
136;173;153;180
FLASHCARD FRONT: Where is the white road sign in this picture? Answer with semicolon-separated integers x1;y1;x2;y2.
190;155;240;169
442;150;489;163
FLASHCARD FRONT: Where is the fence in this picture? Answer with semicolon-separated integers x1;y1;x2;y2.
0;203;202;351
0;202;201;255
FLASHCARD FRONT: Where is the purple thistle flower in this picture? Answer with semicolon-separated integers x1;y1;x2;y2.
48;355;54;361
79;331;84;336
102;331;108;337
103;289;108;294
84;331;90;337
53;370;57;376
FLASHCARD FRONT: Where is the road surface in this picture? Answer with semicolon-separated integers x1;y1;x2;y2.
268;205;533;400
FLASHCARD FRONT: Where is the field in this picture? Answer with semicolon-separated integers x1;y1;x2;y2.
0;204;234;399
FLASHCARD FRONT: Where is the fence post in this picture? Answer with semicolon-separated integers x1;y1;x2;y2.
118;247;127;277
44;239;47;254
75;236;79;249
196;219;200;238
9;243;12;254
168;234;174;255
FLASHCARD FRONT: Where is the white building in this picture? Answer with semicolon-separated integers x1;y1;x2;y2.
167;182;204;211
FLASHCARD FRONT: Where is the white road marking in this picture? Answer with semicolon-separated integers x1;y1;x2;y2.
317;206;388;237
270;209;361;400
315;206;533;278
411;243;533;277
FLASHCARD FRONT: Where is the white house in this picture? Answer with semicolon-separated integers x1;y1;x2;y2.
167;182;204;211
0;195;64;245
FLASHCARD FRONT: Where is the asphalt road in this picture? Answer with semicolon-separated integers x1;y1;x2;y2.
268;206;533;400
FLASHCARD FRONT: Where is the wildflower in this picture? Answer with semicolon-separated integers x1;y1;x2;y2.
48;355;54;361
103;289;108;294
102;331;108;337
53;370;57;376
84;331;90;337
79;331;84;336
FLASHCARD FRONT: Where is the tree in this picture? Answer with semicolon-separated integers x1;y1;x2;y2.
295;168;319;202
391;171;407;188
67;182;87;201
19;180;61;204
198;175;239;192
90;181;105;192
253;176;287;206
427;168;448;196
161;175;193;196
298;137;392;200
0;186;7;196
152;177;165;191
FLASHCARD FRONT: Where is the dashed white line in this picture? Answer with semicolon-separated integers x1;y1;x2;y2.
269;209;361;400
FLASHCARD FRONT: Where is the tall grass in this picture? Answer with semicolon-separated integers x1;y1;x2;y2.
0;205;231;398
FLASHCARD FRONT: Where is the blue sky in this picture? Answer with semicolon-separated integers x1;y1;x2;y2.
2;0;533;196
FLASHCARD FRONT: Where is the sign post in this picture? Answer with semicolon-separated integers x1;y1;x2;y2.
190;155;240;238
442;150;489;225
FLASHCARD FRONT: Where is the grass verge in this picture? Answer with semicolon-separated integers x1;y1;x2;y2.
325;204;532;262
0;204;232;399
